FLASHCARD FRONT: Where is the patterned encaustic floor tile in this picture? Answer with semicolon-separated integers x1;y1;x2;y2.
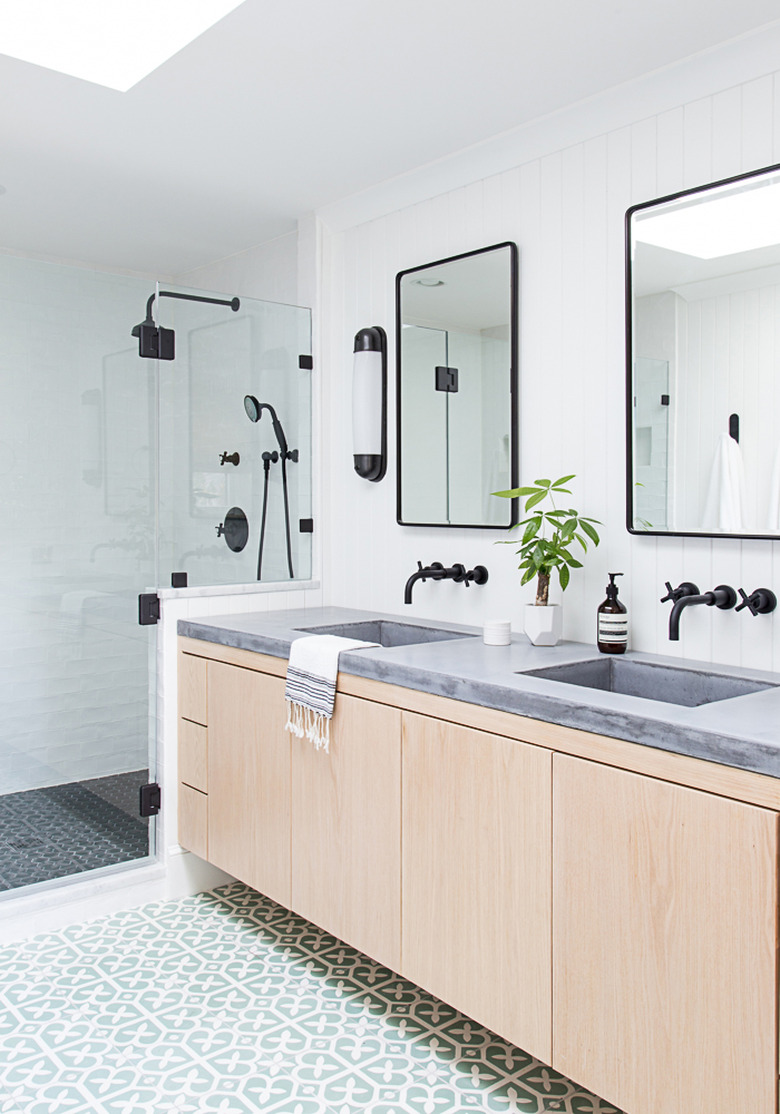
0;882;623;1113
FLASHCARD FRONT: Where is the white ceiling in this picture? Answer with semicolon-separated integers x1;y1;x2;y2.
1;0;779;276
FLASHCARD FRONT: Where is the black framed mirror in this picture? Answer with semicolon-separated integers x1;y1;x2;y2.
396;241;518;528
626;163;780;539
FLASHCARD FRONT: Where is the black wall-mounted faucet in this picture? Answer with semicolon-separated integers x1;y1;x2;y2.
404;561;488;605
661;581;737;640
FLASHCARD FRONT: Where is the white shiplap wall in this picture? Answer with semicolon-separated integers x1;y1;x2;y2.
319;66;780;672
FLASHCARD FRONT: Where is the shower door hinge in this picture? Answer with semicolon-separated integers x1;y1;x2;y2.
139;783;161;817
299;354;313;370
138;593;160;625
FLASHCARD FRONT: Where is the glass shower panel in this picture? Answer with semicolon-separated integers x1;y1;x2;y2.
0;255;157;892
156;287;312;587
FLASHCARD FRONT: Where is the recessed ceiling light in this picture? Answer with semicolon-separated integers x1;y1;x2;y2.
0;0;246;92
635;181;780;259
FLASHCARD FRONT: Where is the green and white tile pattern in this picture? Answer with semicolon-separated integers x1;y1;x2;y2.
0;882;622;1113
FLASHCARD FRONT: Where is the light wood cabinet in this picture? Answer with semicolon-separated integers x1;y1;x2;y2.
291;693;401;971
207;661;291;907
178;782;208;859
402;712;552;1063
177;636;780;1114
552;753;778;1114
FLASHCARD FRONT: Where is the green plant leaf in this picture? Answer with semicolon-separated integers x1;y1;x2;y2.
524;490;548;511
558;564;570;590
533;478;552;488
522;518;541;545
520;566;536;585
579;520;600;545
552;474;576;487
532;543;546;569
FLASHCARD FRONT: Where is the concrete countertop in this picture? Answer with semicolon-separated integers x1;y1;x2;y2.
178;606;780;779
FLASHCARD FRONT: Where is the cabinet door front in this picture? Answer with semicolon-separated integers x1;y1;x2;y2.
291;694;401;971
553;753;778;1114
208;662;291;906
402;712;552;1063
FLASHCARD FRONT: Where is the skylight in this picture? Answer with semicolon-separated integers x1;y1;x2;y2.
0;0;246;92
634;181;780;260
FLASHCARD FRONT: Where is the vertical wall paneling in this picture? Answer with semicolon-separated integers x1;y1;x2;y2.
319;60;780;668
741;75;774;172
712;87;743;181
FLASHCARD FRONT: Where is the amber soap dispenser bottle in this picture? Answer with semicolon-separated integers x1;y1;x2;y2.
597;572;628;653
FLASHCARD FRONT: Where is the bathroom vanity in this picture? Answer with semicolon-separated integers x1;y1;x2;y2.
177;607;780;1114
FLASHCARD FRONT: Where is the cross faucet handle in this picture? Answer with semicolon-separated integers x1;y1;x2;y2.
736;587;778;616
660;581;700;604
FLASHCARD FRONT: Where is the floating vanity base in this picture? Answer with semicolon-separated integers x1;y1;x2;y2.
178;633;780;1114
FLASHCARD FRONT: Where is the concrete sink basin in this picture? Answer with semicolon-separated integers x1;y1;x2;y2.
295;619;473;648
524;657;777;708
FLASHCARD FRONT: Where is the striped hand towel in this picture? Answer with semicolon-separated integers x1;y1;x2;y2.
285;635;378;752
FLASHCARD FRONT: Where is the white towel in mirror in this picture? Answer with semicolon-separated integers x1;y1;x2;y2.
701;432;744;532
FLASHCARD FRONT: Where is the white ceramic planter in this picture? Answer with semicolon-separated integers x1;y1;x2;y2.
524;603;562;646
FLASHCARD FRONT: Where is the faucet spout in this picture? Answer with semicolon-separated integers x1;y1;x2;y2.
668;583;737;640
668;593;710;641
404;562;430;605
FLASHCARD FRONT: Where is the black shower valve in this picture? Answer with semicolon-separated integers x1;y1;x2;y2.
735;587;778;616
220;451;240;466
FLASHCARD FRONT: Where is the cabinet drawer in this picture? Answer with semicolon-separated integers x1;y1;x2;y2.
179;653;208;725
178;783;208;860
179;718;208;792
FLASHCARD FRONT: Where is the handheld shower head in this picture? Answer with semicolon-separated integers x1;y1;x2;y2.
243;395;289;457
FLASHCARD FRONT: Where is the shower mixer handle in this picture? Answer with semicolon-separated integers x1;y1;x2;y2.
220;451;240;466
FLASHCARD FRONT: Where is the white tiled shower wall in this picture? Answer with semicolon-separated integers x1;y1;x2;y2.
317;29;780;673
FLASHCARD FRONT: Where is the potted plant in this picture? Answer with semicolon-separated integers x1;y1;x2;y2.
493;474;600;645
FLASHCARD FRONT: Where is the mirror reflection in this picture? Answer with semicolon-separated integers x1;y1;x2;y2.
627;164;780;538
396;242;518;528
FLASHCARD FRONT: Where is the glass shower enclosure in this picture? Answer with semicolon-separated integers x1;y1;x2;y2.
0;256;311;895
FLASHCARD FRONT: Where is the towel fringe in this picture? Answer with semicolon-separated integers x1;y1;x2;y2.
285;698;331;752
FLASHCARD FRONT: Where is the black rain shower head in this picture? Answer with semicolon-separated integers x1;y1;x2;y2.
132;290;240;361
243;395;289;457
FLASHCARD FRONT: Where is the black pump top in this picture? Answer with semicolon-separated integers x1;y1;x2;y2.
605;572;623;599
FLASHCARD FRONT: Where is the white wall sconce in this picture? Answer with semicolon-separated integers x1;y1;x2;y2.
352;326;387;482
